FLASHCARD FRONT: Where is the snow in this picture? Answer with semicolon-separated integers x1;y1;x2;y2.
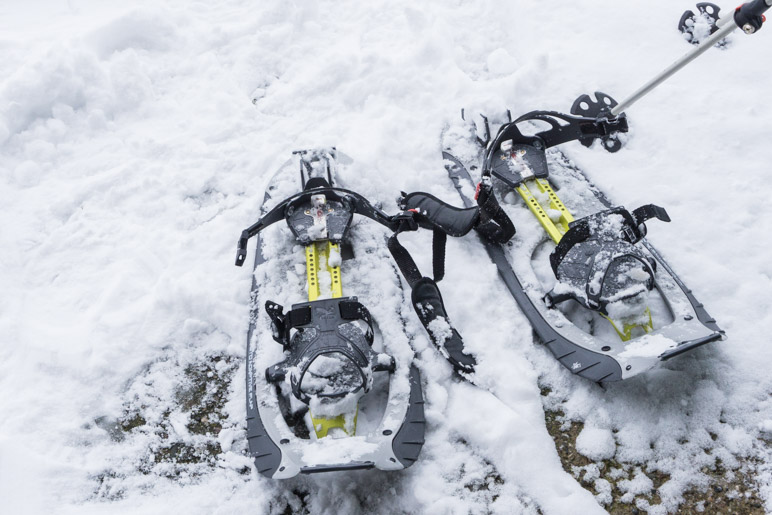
1;0;771;514
300;437;379;466
619;468;655;503
328;245;342;267
594;478;613;505
426;315;453;344
618;334;677;359
576;426;617;461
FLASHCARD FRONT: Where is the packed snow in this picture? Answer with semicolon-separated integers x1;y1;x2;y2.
427;315;454;344
618;334;678;359
2;0;772;514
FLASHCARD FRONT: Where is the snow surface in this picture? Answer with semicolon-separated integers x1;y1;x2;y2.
2;0;772;514
617;334;677;359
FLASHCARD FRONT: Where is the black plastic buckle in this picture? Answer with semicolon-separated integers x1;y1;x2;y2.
595;114;628;137
623;225;639;244
265;301;287;346
235;230;249;266
392;211;419;232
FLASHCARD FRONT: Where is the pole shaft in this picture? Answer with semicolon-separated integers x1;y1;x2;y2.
610;21;738;116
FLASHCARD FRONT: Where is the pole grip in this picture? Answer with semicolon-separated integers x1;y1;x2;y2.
735;0;771;33
743;0;772;14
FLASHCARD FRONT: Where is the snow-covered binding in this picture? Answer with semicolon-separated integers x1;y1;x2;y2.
442;106;724;383
236;148;513;478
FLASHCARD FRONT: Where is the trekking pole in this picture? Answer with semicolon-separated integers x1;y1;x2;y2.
609;0;771;116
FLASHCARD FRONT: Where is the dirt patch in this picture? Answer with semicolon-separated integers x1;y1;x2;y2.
92;353;244;498
541;387;766;514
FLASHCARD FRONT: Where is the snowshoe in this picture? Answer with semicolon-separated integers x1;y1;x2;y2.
235;148;513;477
441;105;724;383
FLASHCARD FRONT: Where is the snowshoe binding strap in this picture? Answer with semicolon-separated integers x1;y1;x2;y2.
398;184;515;244
264;297;394;405
387;193;512;374
399;191;480;236
235;186;399;266
550;204;669;276
412;277;475;373
474;175;516;243
546;205;669;313
482;109;629;175
632;204;671;226
385;187;515;374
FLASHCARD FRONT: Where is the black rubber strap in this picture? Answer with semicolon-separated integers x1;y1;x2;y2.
551;205;668;276
551;204;670;305
388;231;424;288
550;222;591;277
632;204;670;225
235;186;400;267
266;303;314;347
400;191;479;236
400;188;515;244
288;306;312;327
339;300;374;345
388;219;451;289
339;300;373;328
475;180;516;243
432;230;447;282
411;277;476;373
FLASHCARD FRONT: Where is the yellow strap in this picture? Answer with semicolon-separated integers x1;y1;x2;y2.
516;182;563;244
516;179;575;244
326;242;343;298
305;244;321;301
305;241;343;301
304;240;352;439
534;178;574;232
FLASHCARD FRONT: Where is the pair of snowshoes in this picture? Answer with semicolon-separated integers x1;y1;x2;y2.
236;100;723;477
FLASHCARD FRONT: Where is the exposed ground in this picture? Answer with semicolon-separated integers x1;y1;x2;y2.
541;387;767;514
